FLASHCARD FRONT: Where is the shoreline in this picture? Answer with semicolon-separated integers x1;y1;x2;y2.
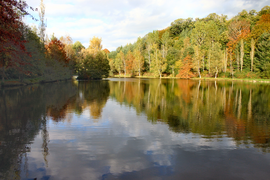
2;76;270;89
0;77;73;88
110;76;270;83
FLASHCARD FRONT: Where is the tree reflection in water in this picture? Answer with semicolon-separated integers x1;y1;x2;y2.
1;78;270;179
0;81;77;179
109;79;270;152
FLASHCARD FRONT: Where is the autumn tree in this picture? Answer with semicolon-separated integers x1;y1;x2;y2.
0;0;37;83
227;20;250;76
46;37;70;65
88;36;103;55
60;35;75;60
176;55;193;78
125;50;134;74
103;48;110;54
133;49;144;76
251;14;270;40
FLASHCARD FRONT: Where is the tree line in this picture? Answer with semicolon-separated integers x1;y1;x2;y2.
109;6;270;79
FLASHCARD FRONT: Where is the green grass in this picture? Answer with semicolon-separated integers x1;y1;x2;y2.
110;74;270;83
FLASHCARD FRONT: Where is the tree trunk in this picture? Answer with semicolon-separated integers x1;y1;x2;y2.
208;50;211;75
203;55;205;72
240;39;244;72
162;45;165;59
250;38;255;72
236;50;239;71
215;67;218;78
124;62;126;76
197;48;201;78
148;48;151;72
230;52;233;78
224;49;227;72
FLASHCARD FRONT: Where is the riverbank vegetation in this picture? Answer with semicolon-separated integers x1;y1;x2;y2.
109;6;270;79
0;0;110;87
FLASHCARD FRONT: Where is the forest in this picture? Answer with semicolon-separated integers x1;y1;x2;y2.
1;0;270;85
109;6;270;79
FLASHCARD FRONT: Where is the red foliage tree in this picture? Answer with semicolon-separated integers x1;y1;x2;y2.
46;38;70;65
0;0;33;82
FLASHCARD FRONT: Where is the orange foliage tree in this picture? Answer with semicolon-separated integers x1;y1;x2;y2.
126;51;135;74
103;48;110;54
226;20;250;75
176;55;194;78
251;14;270;39
227;20;250;49
46;38;70;65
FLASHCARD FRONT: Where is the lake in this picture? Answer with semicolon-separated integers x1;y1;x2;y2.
1;78;270;179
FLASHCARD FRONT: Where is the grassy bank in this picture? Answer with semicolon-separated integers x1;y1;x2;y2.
111;75;270;83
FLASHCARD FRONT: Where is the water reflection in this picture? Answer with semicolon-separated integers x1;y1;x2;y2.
0;81;77;179
109;78;270;152
0;79;270;179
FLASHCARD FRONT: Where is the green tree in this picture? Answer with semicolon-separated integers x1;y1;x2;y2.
151;44;167;77
191;21;207;77
133;49;144;76
205;20;220;75
166;47;179;77
77;51;110;80
72;41;85;54
115;52;123;76
255;33;270;78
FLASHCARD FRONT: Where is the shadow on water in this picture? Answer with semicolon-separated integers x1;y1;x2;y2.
0;81;77;179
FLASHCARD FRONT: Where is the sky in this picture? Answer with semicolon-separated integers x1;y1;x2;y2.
24;0;270;51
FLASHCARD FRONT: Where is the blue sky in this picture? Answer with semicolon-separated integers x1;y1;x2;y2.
24;0;269;51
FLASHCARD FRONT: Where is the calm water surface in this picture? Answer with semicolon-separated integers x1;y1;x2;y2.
1;78;270;179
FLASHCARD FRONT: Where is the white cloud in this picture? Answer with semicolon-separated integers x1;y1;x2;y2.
24;0;270;51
